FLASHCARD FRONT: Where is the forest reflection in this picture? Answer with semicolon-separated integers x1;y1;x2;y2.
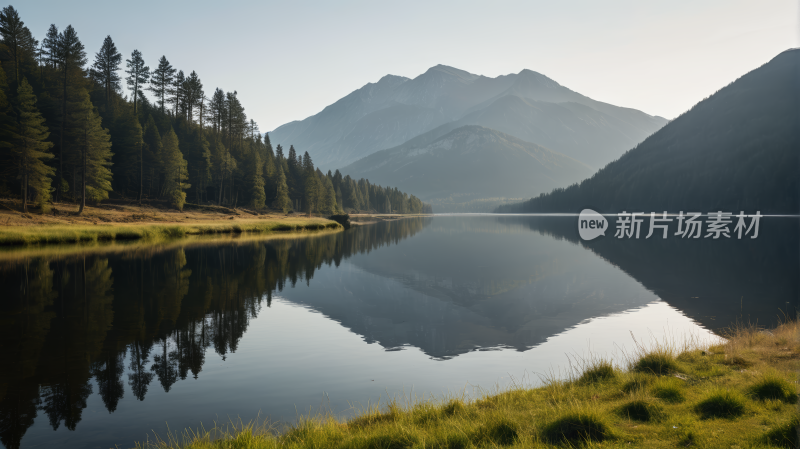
0;217;431;449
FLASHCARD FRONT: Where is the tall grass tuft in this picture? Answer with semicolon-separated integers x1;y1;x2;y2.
617;399;663;422
748;370;798;403
474;418;520;446
764;414;800;448
632;349;681;375
650;377;686;403
694;388;747;419
577;360;618;384
541;410;612;445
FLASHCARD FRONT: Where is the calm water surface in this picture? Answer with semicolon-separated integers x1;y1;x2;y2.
0;215;797;449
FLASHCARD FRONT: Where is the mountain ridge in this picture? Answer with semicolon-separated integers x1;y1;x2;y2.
497;48;800;214
269;65;667;169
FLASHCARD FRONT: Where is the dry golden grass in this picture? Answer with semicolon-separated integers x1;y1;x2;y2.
0;199;341;247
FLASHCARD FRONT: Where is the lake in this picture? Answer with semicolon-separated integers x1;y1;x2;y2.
0;215;796;449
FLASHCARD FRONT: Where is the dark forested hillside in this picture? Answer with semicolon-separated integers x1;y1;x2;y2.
343;125;593;211
0;5;430;216
498;49;800;214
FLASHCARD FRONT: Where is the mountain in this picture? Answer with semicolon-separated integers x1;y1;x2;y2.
341;125;593;210
269;65;667;169
499;49;800;214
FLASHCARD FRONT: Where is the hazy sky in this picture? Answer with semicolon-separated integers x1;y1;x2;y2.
21;0;798;132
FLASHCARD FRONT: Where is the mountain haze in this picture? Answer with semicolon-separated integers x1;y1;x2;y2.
498;49;800;214
342;125;593;209
270;65;667;169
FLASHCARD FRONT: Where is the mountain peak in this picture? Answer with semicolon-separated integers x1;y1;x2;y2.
423;64;479;81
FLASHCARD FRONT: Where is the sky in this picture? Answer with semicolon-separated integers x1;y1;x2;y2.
20;0;799;132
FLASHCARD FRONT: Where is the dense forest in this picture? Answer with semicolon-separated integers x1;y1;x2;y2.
497;49;799;215
0;6;431;215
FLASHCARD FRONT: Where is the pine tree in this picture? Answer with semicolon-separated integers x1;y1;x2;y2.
335;186;343;213
0;63;13;190
249;151;265;210
73;94;113;213
183;71;202;123
301;151;320;214
9;78;55;212
160;127;189;210
263;147;276;200
55;25;87;203
141;115;162;198
170;70;184;117
322;176;337;215
91;35;122;113
110;108;142;197
125;49;149;114
42;24;58;68
0;6;30;86
148;56;175;114
275;164;291;214
209;88;225;133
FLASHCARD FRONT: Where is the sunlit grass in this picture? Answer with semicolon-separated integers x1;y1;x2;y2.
0;217;341;247
134;318;799;449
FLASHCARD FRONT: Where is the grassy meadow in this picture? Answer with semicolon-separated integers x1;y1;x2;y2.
134;319;799;449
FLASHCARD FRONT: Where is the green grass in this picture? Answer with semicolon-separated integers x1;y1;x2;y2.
749;370;798;403
631;348;681;375
0;219;341;246
133;321;800;449
693;388;747;419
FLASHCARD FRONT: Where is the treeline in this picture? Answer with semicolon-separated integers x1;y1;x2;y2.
0;6;431;215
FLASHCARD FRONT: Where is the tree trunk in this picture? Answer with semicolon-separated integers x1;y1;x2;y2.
22;170;27;213
78;118;87;215
57;62;67;203
218;169;224;206
139;141;143;204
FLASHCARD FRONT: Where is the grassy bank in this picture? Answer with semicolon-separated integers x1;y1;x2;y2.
135;320;799;448
0;218;341;246
0;200;341;246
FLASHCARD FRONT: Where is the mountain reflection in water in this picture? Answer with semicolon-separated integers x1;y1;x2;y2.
0;215;795;449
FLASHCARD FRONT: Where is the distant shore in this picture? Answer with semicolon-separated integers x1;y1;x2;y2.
0;199;342;247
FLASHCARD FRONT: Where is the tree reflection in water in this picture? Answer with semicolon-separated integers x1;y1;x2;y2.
0;218;431;449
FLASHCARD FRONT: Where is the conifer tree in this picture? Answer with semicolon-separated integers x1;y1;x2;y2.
54;25;87;203
335;186;343;212
249;150;265;210
91;35;122;112
42;24;58;68
183;71;202;123
322;176;337;215
111;108;142;197
263;148;276;200
148;56;175;114
160;127;189;210
125;50;149;114
0;6;31;85
274;164;291;214
73;95;113;213
170;70;184;117
141;115;162;198
9;78;55;212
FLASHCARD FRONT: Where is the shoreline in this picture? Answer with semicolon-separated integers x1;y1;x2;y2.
134;320;799;448
0;199;342;247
